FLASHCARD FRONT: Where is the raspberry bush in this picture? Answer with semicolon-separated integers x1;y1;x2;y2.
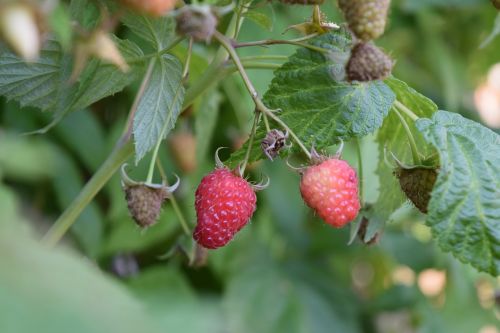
0;0;499;332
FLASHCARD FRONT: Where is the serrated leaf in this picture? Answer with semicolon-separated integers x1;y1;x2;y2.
121;13;175;51
0;39;62;111
373;78;438;222
227;30;395;166
133;55;185;163
0;36;144;128
416;111;500;275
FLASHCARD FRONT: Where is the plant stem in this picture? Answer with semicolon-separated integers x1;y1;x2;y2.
214;31;312;160
355;138;364;204
182;38;193;80
262;112;271;132
394;100;419;122
240;113;260;175
43;141;134;247
44;12;246;246
240;55;288;62
393;107;422;165
156;159;191;236
233;34;328;54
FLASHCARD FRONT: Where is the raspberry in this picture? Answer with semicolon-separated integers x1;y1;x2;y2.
193;168;257;249
300;158;360;227
346;42;392;82
395;166;438;214
120;0;176;17
125;185;169;228
337;0;390;41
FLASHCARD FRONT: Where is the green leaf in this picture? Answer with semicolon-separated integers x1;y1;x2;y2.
0;223;164;333
373;78;437;222
224;261;362;333
133;55;185;164
416;111;500;275
121;13;176;51
244;10;273;31
227;29;395;166
0;36;143;128
48;3;73;50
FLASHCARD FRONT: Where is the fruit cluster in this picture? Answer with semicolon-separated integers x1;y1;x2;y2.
338;0;393;82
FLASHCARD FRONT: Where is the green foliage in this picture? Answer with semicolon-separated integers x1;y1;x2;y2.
0;36;143;131
0;224;164;333
373;78;438;222
417;111;500;275
229;29;395;166
133;55;185;163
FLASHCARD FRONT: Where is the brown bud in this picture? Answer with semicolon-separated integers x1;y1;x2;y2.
175;5;218;42
125;184;169;228
261;129;290;161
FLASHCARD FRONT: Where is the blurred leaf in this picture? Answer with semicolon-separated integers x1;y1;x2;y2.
0;225;164;333
133;55;185;163
51;148;104;257
228;29;395;166
55;109;106;171
244;10;273;31
121;14;175;51
416;111;500;275
373;78;437;223
48;3;73;50
0;132;57;180
224;261;362;333
195;89;222;162
126;267;226;333
0;36;143;129
102;206;178;256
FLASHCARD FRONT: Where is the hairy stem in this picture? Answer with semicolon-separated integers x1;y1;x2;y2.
394;100;419;122
240;113;260;175
233;34;326;54
355;138;364;204
156;159;191;236
393;107;422;165
214;31;312;159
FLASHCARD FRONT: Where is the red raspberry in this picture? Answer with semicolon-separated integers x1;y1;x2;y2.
120;0;176;17
300;158;360;227
193;168;257;249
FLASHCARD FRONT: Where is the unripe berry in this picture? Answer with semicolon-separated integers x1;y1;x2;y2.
346;42;392;82
300;158;360;227
395;166;438;214
338;0;391;41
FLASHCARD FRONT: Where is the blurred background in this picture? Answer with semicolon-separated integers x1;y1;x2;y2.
0;0;499;332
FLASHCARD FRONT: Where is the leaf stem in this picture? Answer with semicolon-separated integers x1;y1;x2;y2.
43;141;134;247
240;112;260;175
232;34;326;54
393;107;422;165
182;38;193;80
156;159;191;236
355;138;364;204
394;100;419;122
213;31;312;160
